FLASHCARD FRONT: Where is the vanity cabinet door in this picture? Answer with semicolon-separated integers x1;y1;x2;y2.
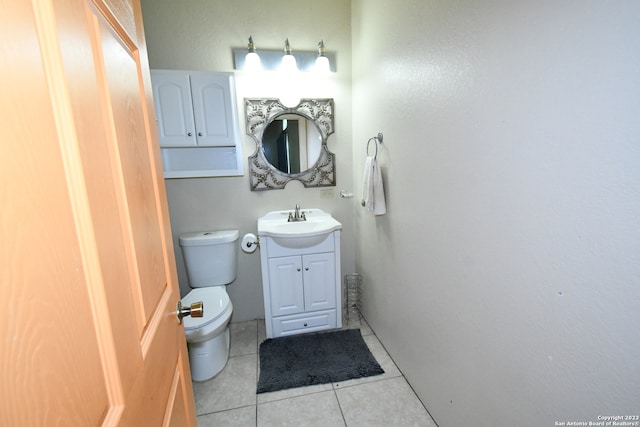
268;256;305;316
302;253;336;312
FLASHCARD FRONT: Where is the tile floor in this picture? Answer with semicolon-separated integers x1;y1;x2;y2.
193;319;437;427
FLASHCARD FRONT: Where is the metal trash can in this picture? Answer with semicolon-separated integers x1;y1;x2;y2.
344;274;362;324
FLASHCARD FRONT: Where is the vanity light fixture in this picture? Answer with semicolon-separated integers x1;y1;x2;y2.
315;40;330;74
232;37;336;73
244;36;262;71
280;38;298;72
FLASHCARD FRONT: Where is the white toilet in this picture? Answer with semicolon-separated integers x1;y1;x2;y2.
179;229;238;382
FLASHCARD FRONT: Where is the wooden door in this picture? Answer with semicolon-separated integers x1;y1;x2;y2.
0;0;197;425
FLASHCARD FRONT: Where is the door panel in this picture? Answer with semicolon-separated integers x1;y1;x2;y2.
95;11;166;328
1;1;117;424
0;0;196;425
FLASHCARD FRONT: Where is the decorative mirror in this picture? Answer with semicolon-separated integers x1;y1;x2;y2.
245;98;335;190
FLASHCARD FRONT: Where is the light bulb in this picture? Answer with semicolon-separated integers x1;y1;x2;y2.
245;51;261;71
315;56;330;73
315;40;331;73
280;38;298;72
244;36;262;71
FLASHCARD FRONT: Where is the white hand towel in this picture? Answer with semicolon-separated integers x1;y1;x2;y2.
361;155;386;215
361;156;373;210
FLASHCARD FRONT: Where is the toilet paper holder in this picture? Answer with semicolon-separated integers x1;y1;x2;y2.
245;236;259;249
241;233;260;253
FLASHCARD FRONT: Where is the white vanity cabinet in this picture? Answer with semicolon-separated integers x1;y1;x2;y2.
260;231;342;338
150;70;243;178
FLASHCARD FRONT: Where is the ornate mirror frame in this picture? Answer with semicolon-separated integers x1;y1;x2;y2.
245;98;335;190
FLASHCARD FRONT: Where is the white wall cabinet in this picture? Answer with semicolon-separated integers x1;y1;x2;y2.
150;70;243;178
260;232;342;338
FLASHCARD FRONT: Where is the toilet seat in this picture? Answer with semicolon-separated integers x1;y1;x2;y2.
181;287;230;331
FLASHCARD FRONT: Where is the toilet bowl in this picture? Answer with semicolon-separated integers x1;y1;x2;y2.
179;230;239;382
181;287;233;381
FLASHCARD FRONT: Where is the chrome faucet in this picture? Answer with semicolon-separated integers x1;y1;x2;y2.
288;204;306;222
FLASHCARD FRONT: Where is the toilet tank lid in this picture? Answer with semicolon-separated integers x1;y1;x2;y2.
179;230;239;247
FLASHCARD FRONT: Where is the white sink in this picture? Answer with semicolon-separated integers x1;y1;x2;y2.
258;208;342;248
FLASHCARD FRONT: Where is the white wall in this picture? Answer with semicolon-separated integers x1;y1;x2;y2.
140;0;354;321
352;1;640;426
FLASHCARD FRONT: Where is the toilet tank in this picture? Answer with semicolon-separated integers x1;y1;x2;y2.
179;230;239;288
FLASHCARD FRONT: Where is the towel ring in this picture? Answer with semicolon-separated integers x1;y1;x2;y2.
367;137;378;159
366;132;384;159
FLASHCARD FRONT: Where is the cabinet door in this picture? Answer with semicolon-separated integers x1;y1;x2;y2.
190;73;237;147
151;71;197;147
303;253;336;312
268;256;305;316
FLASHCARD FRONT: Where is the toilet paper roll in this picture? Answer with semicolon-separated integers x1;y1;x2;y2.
241;233;258;253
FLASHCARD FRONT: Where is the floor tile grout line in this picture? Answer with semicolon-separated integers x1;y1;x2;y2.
332;387;348;427
257;387;336;406
197;403;257;418
332;372;404;390
255;320;260;426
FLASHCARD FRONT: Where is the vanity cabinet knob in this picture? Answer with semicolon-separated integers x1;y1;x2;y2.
198;132;203;136
304;323;308;327
305;267;309;271
187;132;193;137
297;268;301;272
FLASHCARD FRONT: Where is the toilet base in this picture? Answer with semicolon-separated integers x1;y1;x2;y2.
187;327;230;382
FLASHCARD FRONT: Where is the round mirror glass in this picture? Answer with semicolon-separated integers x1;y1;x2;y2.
261;114;322;174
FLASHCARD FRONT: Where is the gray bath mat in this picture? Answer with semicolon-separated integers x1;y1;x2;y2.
257;329;384;393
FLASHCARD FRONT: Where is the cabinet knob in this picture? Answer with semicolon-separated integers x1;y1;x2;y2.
187;132;193;137
304;323;308;327
305;267;309;271
297;268;301;272
198;132;203;136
